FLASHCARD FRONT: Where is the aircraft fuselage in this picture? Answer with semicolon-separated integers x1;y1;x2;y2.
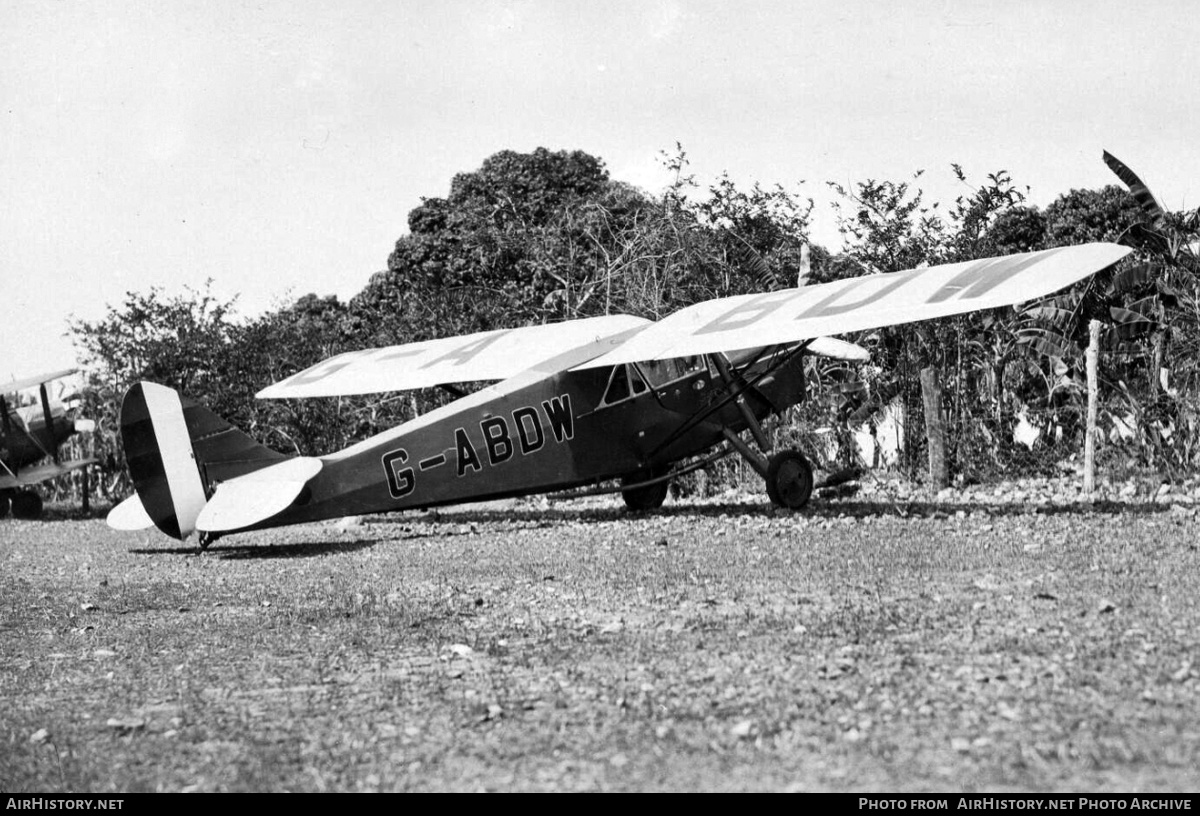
255;349;807;529
1;403;76;472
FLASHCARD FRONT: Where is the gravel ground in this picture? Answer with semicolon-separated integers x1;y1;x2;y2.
2;476;1199;792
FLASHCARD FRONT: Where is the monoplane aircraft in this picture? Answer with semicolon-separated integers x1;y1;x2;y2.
2;368;97;519
108;242;1131;546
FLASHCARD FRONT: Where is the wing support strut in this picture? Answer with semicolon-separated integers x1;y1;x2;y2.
0;394;11;439
710;353;773;454
39;383;59;465
701;342;820;509
647;342;807;461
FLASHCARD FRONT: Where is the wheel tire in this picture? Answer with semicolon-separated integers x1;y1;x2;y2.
0;493;10;519
11;490;43;520
765;450;813;509
621;469;670;512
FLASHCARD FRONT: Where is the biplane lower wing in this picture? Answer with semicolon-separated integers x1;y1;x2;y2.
0;458;97;490
577;243;1132;368
1;368;78;396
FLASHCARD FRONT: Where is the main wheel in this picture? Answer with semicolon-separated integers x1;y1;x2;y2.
621;468;670;512
11;490;43;520
765;450;813;509
0;493;10;519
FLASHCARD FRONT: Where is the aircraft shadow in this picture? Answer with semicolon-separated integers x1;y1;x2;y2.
367;496;1181;528
129;538;384;560
118;499;1182;560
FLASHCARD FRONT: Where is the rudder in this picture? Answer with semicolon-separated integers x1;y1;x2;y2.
119;382;285;539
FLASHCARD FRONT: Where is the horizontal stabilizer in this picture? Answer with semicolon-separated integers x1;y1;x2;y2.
257;314;649;399
107;493;156;531
196;457;323;533
580;243;1132;368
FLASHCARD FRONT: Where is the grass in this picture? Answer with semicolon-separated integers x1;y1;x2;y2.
2;494;1199;792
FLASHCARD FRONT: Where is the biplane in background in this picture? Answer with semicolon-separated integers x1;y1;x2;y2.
1;368;97;519
108;243;1131;547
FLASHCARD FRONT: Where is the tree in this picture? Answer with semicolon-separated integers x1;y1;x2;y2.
1043;184;1145;247
69;283;241;494
356;148;621;346
226;293;379;456
1096;152;1200;473
826;172;948;485
829;166;1046;485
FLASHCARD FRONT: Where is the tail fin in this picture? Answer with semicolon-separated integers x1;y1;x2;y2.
118;382;286;539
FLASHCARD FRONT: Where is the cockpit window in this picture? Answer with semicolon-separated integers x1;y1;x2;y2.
629;366;649;395
600;359;704;407
601;364;653;406
601;366;631;405
638;356;704;388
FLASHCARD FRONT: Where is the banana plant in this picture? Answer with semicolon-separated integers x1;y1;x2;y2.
1017;152;1200;472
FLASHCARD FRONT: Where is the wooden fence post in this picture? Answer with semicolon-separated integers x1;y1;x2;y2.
920;366;949;491
1084;319;1101;495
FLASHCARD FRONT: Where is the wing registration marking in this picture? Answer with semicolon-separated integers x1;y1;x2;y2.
578;243;1131;368
418;454;447;471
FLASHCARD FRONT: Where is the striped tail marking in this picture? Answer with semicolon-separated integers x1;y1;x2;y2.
120;382;209;539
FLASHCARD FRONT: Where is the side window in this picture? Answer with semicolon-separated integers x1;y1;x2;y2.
629;365;649;395
600;364;653;406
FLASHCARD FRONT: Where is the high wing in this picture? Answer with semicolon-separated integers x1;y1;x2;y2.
257;314;650;399
1;368;78;395
256;244;1123;397
578;243;1132;368
0;457;97;490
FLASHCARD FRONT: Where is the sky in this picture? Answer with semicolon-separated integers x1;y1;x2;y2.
3;0;1198;380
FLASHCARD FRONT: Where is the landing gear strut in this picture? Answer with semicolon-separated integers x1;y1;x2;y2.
709;353;814;510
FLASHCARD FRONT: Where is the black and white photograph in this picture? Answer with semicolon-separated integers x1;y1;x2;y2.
2;0;1198;797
